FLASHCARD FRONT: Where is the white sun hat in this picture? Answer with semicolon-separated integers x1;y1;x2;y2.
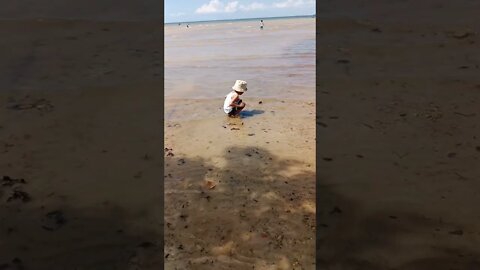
232;80;248;92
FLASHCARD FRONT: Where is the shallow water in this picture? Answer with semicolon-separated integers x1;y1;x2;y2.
164;17;315;102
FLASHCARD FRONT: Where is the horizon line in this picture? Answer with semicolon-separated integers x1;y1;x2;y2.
165;14;315;24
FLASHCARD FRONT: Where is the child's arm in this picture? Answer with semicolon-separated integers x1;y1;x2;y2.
229;93;241;107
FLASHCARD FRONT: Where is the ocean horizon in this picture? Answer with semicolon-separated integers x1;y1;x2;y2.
165;14;315;25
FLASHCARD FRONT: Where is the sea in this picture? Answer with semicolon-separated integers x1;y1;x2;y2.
165;15;315;101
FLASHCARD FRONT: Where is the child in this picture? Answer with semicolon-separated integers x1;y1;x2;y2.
224;80;247;117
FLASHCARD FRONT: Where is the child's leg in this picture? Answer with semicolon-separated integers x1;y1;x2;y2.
235;102;246;115
228;107;238;117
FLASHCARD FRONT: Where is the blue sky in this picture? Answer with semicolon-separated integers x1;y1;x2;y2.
165;0;315;23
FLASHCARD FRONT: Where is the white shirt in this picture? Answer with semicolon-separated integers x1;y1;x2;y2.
223;91;236;114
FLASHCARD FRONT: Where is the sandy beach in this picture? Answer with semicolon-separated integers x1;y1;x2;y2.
0;19;164;269
165;17;316;269
318;0;480;269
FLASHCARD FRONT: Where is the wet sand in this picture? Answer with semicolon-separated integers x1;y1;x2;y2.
165;99;315;269
318;0;480;269
0;20;163;269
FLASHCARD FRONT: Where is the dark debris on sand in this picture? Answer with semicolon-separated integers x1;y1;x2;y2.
177;159;186;165
6;189;31;203
41;210;67;231
2;176;31;203
450;30;475;39
165;147;174;157
8;98;54;112
449;229;464;236
2;176;26;187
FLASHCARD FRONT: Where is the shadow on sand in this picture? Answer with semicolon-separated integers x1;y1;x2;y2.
164;145;480;269
239;109;265;118
164;146;315;269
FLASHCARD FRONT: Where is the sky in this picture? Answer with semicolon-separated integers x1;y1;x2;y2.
165;0;315;23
